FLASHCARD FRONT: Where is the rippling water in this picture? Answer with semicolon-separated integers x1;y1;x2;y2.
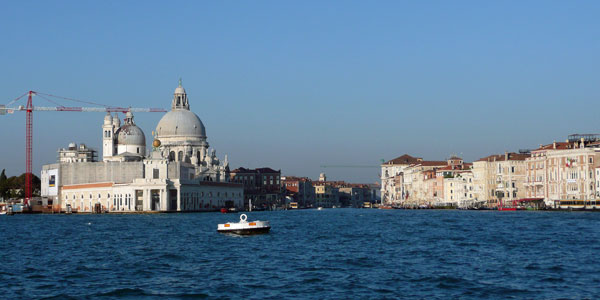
1;209;599;299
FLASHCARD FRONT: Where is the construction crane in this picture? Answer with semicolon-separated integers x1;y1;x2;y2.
319;159;386;169
1;90;167;206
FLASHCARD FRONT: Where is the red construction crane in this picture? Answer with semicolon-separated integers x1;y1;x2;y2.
1;91;167;206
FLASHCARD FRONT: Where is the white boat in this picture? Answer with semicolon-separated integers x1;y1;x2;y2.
317;207;323;210
217;214;270;235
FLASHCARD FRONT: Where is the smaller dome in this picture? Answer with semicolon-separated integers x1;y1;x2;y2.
116;124;146;146
175;86;186;94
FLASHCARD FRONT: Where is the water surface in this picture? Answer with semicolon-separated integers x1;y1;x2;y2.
1;209;599;299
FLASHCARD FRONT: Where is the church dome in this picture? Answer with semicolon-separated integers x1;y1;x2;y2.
156;109;206;138
116;124;146;146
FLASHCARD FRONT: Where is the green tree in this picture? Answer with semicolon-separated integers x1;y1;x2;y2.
0;169;7;199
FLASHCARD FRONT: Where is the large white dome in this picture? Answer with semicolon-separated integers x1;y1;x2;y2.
156;109;206;138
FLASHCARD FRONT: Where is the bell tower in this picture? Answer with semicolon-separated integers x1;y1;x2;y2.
102;112;115;161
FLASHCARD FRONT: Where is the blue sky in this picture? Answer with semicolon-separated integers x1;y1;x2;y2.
1;1;599;183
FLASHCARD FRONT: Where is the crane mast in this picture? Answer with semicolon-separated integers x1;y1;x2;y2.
25;91;33;205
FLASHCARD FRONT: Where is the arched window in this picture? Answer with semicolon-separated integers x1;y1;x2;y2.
197;151;201;163
178;151;183;161
169;151;175;162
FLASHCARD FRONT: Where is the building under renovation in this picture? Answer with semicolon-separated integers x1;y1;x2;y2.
40;81;244;212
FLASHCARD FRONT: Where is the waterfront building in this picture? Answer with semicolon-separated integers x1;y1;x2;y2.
442;171;475;208
337;184;372;208
382;154;482;207
40;81;244;212
282;176;315;208
524;141;571;202
394;159;447;206
534;141;599;205
380;154;423;205
523;136;600;208
473;152;528;208
313;181;340;208
230;167;282;210
368;183;381;204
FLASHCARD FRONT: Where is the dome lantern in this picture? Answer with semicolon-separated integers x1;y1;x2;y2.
172;78;189;110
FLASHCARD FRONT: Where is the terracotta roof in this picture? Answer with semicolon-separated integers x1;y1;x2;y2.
476;153;529;162
532;142;572;151
63;182;113;190
437;163;472;171
384;154;422;165
415;161;447;167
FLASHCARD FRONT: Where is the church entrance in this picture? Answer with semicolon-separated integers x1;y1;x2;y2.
151;190;160;211
169;189;178;211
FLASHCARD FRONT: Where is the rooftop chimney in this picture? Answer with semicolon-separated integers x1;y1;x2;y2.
553;140;556;149
505;151;508;161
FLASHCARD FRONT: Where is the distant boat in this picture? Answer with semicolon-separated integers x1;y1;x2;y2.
217;214;270;235
498;207;517;211
317;207;323;210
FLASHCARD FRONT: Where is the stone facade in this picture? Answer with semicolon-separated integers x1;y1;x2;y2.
473;152;528;208
525;141;600;206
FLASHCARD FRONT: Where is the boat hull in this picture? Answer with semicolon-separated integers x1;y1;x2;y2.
217;226;271;235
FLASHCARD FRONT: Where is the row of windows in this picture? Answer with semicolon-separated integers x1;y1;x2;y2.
233;175;280;185
529;157;594;169
182;191;241;198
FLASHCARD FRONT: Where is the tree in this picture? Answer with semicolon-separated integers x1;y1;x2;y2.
0;172;41;199
0;169;8;199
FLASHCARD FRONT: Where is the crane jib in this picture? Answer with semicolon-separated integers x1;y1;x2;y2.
1;106;167;113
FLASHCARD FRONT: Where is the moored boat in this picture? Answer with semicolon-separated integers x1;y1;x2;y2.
217;214;270;235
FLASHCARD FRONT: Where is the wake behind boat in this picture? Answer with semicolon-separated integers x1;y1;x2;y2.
217;214;270;235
